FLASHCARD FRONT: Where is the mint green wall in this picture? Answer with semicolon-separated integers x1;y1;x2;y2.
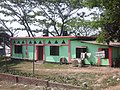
28;46;36;60
22;46;26;59
12;39;26;59
45;38;68;63
112;47;120;62
11;37;120;66
45;46;68;63
71;41;109;65
45;38;68;44
11;38;69;63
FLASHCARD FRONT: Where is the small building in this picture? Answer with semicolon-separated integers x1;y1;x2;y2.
0;45;10;56
0;46;4;56
10;36;120;66
0;32;10;56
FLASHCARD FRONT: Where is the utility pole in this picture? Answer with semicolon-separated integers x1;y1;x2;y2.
2;37;8;72
32;37;35;76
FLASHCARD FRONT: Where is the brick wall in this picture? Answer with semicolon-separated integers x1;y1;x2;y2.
0;73;80;89
0;73;16;82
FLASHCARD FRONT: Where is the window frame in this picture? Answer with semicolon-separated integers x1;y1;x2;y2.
76;47;87;58
14;45;22;54
50;46;59;56
101;48;109;59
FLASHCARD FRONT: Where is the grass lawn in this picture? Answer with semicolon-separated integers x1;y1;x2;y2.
1;58;120;90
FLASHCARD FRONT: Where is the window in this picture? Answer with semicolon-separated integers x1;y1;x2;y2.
76;47;87;58
101;48;109;59
50;46;59;56
15;45;22;54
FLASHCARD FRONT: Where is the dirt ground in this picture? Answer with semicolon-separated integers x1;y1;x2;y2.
0;81;42;90
24;64;120;90
1;60;120;90
34;65;120;74
1;66;120;90
35;66;120;90
0;80;67;90
103;85;120;90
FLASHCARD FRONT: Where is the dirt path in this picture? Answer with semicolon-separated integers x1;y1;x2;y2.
22;66;120;90
103;84;120;90
9;61;120;90
34;66;120;75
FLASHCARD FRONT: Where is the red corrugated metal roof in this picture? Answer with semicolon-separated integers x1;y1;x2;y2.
81;41;120;47
11;36;96;39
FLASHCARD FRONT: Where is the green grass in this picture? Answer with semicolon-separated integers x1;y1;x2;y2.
0;56;4;60
36;63;69;69
1;57;120;90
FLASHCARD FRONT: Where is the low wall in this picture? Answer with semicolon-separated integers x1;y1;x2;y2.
0;73;80;90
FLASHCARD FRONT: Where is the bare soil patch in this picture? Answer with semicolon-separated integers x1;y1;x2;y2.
1;59;120;90
0;81;44;90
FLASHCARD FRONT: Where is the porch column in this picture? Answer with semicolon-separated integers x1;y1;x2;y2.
109;47;112;67
68;40;71;63
97;48;101;66
10;40;12;57
36;46;38;61
43;40;45;61
26;40;28;59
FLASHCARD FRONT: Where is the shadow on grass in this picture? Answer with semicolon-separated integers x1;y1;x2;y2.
0;59;22;68
0;57;33;77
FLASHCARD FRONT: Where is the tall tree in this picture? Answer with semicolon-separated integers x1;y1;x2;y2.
0;0;37;37
34;0;84;36
0;0;98;37
66;17;98;36
0;19;19;37
83;0;120;43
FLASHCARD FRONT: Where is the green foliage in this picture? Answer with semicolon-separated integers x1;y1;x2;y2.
83;0;120;42
0;0;104;37
96;32;104;43
0;57;4;61
67;17;98;36
0;0;88;36
0;0;100;37
35;0;85;36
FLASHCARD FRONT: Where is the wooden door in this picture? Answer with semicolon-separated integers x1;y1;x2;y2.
38;46;43;60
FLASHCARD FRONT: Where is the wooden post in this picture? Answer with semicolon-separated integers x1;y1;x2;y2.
5;56;8;72
97;48;101;66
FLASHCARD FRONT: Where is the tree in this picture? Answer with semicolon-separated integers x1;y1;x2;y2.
0;20;19;37
0;0;98;37
66;17;98;36
34;0;85;36
0;0;38;37
83;0;120;43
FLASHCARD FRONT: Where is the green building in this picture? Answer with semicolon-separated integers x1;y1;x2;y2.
11;36;120;66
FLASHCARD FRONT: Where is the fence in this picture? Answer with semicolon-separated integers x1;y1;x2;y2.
0;73;80;90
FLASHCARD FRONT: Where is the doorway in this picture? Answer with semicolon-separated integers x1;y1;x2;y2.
37;46;43;60
76;47;87;58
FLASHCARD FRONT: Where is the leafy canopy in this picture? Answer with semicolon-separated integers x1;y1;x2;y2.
83;0;120;43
